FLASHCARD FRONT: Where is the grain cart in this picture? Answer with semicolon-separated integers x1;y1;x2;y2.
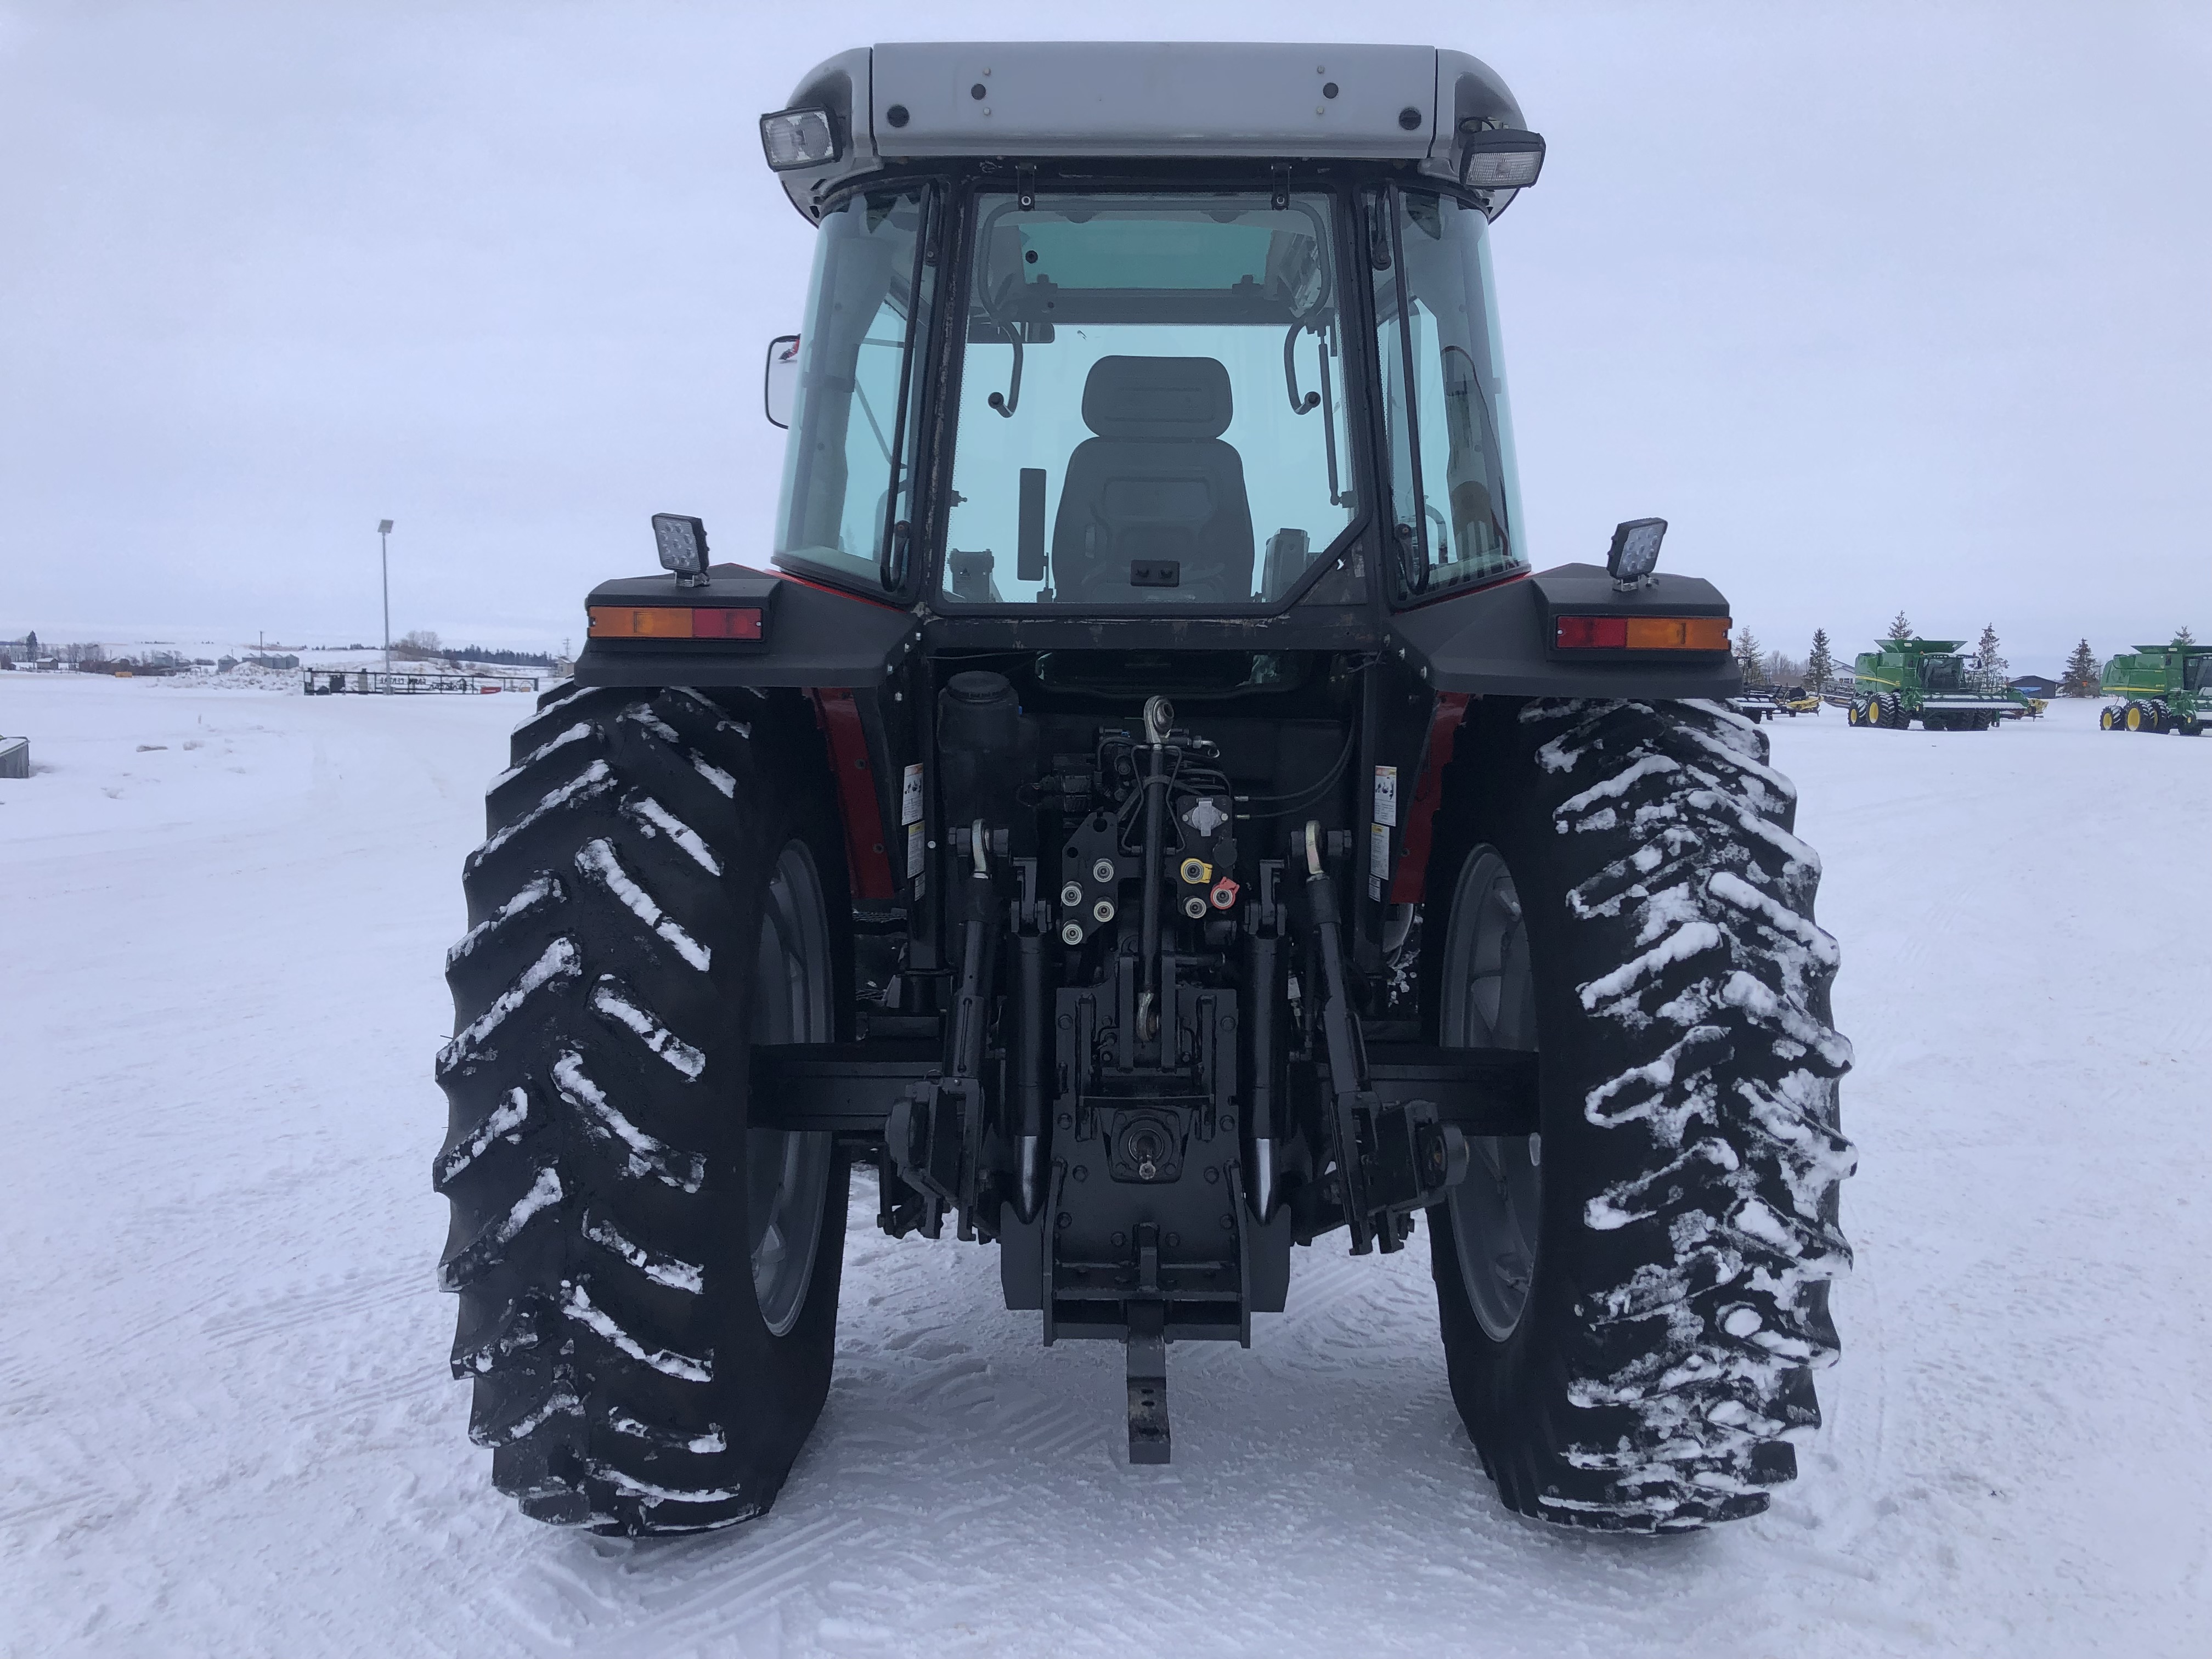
1847;638;2026;729
2100;642;2211;733
433;41;1855;1539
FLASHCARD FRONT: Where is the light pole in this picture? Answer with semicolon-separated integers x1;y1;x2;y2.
378;519;394;678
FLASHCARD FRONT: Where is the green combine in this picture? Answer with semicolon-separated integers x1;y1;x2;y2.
1847;639;2028;730
2100;642;2212;735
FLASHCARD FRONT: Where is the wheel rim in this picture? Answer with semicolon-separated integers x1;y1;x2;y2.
1438;846;1542;1342
2128;704;2143;730
747;839;835;1338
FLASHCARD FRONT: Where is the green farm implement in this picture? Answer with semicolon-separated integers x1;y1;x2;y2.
2100;644;2211;735
1847;639;2027;731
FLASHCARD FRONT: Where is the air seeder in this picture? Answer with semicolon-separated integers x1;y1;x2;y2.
433;42;1855;1538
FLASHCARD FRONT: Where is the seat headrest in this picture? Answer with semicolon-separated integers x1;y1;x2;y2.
1081;356;1233;439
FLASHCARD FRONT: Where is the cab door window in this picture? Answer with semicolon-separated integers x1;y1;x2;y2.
773;189;936;591
1369;188;1527;596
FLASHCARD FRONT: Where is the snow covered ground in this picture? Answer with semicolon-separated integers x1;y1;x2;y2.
3;675;2207;1657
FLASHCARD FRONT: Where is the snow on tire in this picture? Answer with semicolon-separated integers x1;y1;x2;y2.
1424;696;1855;1532
433;682;851;1536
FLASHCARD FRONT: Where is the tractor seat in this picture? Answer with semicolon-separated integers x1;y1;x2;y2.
1051;356;1255;602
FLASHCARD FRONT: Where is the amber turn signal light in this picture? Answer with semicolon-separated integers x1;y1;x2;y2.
1554;614;1729;652
587;606;764;641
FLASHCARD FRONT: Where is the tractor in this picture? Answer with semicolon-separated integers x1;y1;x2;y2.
433;41;1855;1539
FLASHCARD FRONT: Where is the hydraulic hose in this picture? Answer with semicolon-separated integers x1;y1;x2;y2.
1013;906;1047;1222
1138;697;1173;1028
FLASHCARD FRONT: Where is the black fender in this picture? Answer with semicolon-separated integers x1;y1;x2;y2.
575;566;917;690
1386;565;1741;700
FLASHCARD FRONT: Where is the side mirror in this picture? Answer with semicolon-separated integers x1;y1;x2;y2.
764;335;800;429
1606;518;1667;590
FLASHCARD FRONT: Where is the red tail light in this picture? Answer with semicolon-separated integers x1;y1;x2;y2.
1556;615;1629;649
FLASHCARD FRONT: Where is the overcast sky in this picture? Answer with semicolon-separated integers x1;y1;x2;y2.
3;0;2206;671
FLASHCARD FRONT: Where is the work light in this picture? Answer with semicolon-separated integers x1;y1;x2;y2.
1606;517;1667;589
652;514;710;586
1458;127;1546;190
760;108;839;171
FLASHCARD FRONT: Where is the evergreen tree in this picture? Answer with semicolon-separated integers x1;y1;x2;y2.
1970;623;2009;693
2176;625;2197;647
1886;611;1914;642
1807;628;1835;693
2061;639;2101;697
1734;629;1768;685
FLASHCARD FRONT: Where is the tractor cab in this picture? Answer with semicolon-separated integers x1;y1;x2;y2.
760;43;1538;616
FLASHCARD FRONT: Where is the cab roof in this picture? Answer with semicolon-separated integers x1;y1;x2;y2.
770;42;1528;222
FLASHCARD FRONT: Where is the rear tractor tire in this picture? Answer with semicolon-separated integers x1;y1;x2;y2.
1423;697;1855;1531
433;682;853;1536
